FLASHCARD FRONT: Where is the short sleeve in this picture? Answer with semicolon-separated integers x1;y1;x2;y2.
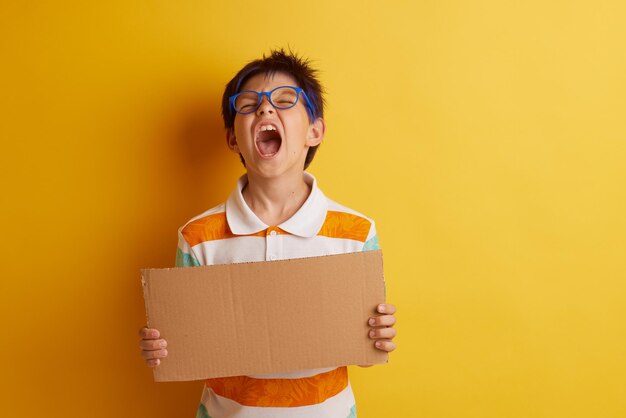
362;221;381;251
175;226;200;267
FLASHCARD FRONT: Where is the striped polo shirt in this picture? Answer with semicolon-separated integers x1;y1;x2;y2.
176;172;380;418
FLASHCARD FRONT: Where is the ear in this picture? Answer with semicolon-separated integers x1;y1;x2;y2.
306;117;325;147
226;128;239;153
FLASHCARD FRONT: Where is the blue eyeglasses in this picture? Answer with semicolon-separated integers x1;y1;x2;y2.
229;86;314;116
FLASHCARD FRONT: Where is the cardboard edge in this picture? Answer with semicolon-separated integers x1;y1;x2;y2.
141;251;378;273
140;269;158;380
140;269;151;329
379;250;390;365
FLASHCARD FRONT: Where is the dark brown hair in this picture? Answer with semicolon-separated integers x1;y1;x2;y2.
221;48;325;169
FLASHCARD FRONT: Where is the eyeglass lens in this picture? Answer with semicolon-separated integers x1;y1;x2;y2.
234;87;299;113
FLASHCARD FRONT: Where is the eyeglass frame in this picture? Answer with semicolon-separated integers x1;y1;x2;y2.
229;85;315;117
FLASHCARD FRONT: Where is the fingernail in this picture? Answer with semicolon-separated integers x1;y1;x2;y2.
378;304;385;313
376;341;382;348
369;330;375;338
369;318;375;326
151;331;158;338
159;341;167;348
161;349;168;356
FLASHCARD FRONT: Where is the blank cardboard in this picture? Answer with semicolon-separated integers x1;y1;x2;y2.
141;250;387;382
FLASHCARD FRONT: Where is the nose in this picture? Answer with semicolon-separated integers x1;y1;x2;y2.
256;95;275;116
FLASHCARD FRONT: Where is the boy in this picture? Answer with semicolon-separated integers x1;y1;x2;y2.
139;49;397;418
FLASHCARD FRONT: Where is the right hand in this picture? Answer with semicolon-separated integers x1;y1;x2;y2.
139;327;168;367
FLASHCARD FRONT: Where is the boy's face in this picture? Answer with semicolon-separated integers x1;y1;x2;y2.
226;72;324;180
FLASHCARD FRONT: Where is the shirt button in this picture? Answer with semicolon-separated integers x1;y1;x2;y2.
270;230;277;236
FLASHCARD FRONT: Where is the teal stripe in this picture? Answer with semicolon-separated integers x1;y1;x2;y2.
176;248;200;267
347;404;357;418
363;233;385;299
362;234;380;251
196;404;212;418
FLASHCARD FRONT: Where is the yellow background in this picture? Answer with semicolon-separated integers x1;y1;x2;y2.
1;1;625;417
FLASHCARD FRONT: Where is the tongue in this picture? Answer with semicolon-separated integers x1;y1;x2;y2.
258;137;280;155
259;138;280;155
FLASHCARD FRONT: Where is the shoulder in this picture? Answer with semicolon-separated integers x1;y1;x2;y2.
177;203;229;246
183;203;226;225
326;199;376;224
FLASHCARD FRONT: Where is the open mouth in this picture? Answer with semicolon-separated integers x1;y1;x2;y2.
255;124;282;158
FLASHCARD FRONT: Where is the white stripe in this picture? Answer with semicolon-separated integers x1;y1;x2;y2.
326;200;372;221
185;203;226;224
202;383;356;418
192;235;365;265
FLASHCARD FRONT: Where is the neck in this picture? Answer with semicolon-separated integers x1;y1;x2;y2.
243;172;311;226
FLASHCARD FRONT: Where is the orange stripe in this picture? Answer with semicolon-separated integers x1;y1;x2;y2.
182;213;290;247
205;367;348;407
317;211;371;242
266;226;289;235
182;213;265;246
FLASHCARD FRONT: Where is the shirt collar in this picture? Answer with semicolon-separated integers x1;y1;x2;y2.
225;172;328;238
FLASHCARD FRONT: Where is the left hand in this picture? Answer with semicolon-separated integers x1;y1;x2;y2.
368;303;397;352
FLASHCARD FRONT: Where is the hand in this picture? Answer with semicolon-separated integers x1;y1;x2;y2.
368;303;397;352
139;327;168;367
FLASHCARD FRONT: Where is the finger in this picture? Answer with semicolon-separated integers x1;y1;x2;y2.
368;314;396;327
369;327;397;340
139;328;160;339
377;304;396;315
139;338;167;351
141;348;168;361
374;340;397;352
145;358;161;367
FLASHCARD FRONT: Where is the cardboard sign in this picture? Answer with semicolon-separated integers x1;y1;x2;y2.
141;250;387;382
